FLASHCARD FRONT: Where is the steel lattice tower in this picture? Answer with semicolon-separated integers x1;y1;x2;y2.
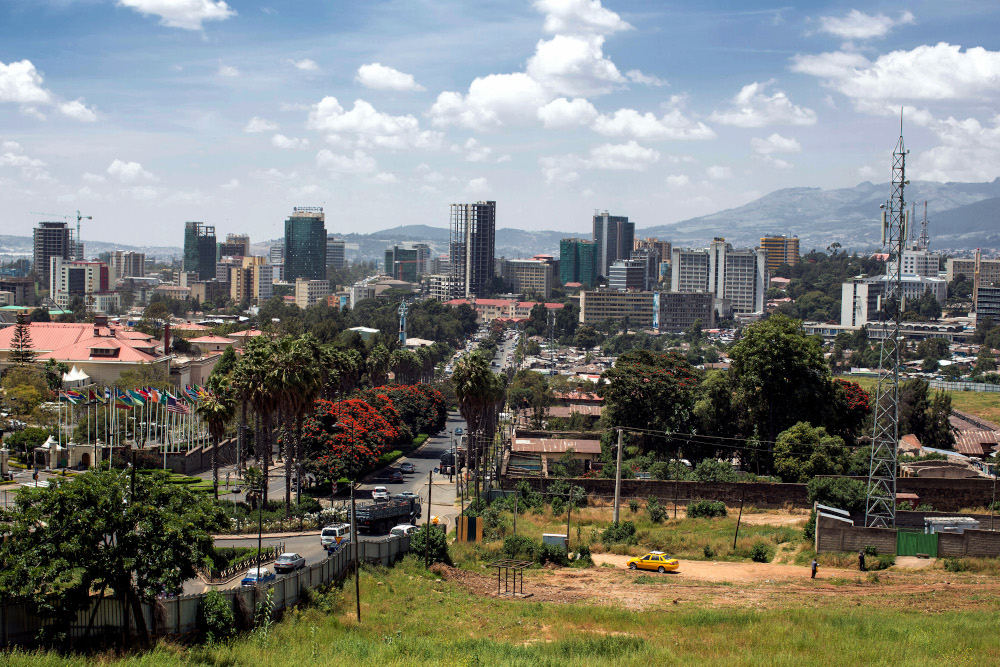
865;122;909;528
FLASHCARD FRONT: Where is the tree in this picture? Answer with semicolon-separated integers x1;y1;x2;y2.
43;358;69;391
211;345;238;379
9;313;36;365
573;325;602;349
0;471;225;645
507;369;554;429
773;422;851;483
452;353;505;500
692;458;738;482
898;379;955;449
196;379;237;499
273;335;324;514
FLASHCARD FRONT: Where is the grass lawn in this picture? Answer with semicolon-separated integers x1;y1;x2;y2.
11;554;1000;666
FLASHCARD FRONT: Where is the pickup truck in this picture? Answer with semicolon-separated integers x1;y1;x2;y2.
351;497;421;534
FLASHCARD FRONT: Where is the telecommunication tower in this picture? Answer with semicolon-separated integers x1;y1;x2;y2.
398;299;408;345
917;201;930;251
865;119;909;528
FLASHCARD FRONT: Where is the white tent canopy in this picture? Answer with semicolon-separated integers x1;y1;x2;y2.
62;366;90;386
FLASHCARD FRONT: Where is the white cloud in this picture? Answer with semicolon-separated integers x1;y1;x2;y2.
244;116;278;133
817;9;914;40
0;60;96;121
316;148;377;173
912;114;1000;182
430;73;549;130
792;43;1000;102
535;0;632;35
465;177;490;194
286;58;319;72
751;133;801;155
539;155;580;184
118;0;236;31
82;172;106;184
709;80;816;127
217;64;240;77
58;99;97;122
537;97;598;128
706;165;733;180
588;141;659;170
526;34;625;97
0;142;51;182
356;63;425;92
220;178;240;190
458;138;493;162
107;159;157;183
665;174;690;188
271;134;309;149
251;167;298;182
626;70;668;87
374;172;398;184
308;96;442;149
592;108;715;140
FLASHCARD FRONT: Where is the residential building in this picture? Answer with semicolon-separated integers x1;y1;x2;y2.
670;239;767;315
559;238;597;288
218;233;250;258
946;257;1000;284
450;201;496;297
891;247;941;278
385;243;430;282
230;256;273;304
580;289;656;327
671;249;711;293
0;276;34;306
50;257;119;312
294;277;332;308
634;237;671;260
349;283;376;308
284;207;327;281
269;244;284;265
656;292;715;332
189;279;228;307
327;236;347;269
216;256;242;283
0;292;12;307
975;284;1000;322
183;221;217;280
608;259;646;291
33;221;74;289
153;285;191;301
592;211;634;277
430;254;451;275
496;257;554;298
110;251;145;280
188;335;237;355
759;235;800;274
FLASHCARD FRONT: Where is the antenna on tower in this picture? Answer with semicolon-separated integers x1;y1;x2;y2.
865;113;908;529
918;201;930;250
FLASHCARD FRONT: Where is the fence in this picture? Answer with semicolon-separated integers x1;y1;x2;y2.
929;379;1000;393
200;544;284;584
0;534;411;648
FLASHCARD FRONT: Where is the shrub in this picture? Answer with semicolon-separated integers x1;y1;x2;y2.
575;544;592;565
916;503;934;512
703;544;716;559
501;534;536;561
692;458;738;483
869;554;895;571
646;496;666;523
687;500;727;519
551;497;566;516
863;545;879;556
537;542;568;566
806;476;867;513
750;541;773;563
410;525;451;565
628;498;639;513
944;558;968;573
803;509;817;541
602;521;637;545
198;588;235;642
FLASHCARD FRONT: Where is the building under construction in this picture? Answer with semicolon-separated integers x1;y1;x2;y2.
183;221;217;281
449;201;496;298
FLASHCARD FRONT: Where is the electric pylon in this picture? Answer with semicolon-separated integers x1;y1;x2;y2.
865;119;909;528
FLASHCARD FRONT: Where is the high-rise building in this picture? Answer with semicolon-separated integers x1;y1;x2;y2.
759;235;800;274
592;211;634;278
385;243;430;282
33;221;73;289
219;233;250;258
634;237;671;260
670;239;767;315
269;244;284;265
50;257;119;312
559;238;597;288
496;257;555;298
110;251;146;280
630;247;662;290
284;208;327;281
449;201;496;297
327;236;347;270
608;259;646;291
294;277;332;308
229;256;273;304
183;222;217;280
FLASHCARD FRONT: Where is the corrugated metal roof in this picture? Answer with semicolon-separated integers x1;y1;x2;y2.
511;438;601;454
547;405;602;417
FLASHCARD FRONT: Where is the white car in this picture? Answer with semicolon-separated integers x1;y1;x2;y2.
390;524;418;537
320;523;350;549
372;486;390;501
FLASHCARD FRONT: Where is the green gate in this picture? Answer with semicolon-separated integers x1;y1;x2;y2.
896;530;938;557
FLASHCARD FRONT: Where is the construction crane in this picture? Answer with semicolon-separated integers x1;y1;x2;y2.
30;210;93;258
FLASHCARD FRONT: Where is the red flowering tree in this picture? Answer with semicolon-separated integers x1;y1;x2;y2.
301;398;398;485
354;384;448;436
829;378;872;446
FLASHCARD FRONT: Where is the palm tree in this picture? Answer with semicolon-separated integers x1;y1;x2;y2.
233;336;279;506
273;335;323;515
197;379;237;499
453;353;506;502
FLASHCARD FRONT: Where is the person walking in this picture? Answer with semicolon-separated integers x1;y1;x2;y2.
811;558;818;579
859;550;866;572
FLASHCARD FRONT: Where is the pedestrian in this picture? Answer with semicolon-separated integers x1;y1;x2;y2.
859;549;866;572
811;558;818;579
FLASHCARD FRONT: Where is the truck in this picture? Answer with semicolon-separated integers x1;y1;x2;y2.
350;497;421;534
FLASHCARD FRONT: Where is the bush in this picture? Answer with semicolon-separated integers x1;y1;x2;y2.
628;498;639;513
501;534;537;561
703;544;716;559
803;509;817;541
646;497;666;523
574;544;593;565
944;558;968;573
750;541;773;563
868;554;895;571
602;521;637;545
806;476;867;513
537;542;568;566
410;525;451;565
687;500;727;519
550;497;566;516
692;458;738;483
197;588;235;642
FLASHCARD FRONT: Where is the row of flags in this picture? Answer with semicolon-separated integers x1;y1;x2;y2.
58;384;212;415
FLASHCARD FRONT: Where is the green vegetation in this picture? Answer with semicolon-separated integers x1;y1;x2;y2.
687;500;728;519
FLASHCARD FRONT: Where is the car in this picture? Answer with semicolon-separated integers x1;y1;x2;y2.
390;471;404;483
400;462;415;474
390;524;418;537
395;491;419;500
240;566;277;586
455;427;463;435
320;523;351;549
273;552;306;573
372;486;390;500
626;551;679;573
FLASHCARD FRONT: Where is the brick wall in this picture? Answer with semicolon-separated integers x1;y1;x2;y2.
816;514;897;554
937;529;1000;558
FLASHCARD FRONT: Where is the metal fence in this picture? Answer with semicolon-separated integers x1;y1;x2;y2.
0;535;411;648
929;379;1000;393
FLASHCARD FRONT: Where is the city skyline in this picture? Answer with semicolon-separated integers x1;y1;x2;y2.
2;0;999;246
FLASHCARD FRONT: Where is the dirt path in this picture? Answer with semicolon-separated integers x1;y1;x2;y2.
591;553;849;583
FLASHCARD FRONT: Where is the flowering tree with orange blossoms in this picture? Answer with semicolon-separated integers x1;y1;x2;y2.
354;384;448;436
301;398;398;485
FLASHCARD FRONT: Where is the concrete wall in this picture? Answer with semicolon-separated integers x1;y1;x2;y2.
937;529;1000;558
164;437;237;474
816;514;897;554
520;477;810;508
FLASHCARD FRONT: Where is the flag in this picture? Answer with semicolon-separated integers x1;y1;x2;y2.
166;395;189;415
103;387;113;402
128;389;146;406
89;389;101;404
148;388;160;403
114;399;134;411
60;390;83;404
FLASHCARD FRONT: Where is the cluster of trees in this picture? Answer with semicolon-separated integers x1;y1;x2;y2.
772;250;885;322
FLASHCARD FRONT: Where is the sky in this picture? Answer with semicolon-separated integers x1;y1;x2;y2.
2;0;1000;247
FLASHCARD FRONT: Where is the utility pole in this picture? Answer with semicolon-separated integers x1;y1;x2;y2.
425;470;433;569
613;428;623;524
351;480;360;622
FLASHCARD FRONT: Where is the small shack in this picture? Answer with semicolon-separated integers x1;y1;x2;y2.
924;517;981;534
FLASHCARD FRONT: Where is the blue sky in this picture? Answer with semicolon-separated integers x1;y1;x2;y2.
2;0;1000;246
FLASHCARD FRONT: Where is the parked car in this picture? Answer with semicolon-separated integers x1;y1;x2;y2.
400;462;415;474
320;523;351;550
390;471;404;483
241;566;276;586
273;552;306;573
626;551;679;573
390;524;418;537
372;486;390;500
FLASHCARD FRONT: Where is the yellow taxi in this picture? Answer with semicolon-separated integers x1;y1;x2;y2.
626;551;679;573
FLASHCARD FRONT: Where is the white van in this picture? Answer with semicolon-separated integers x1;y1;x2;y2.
320;523;351;550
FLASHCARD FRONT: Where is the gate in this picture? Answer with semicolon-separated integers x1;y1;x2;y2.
897;530;938;557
